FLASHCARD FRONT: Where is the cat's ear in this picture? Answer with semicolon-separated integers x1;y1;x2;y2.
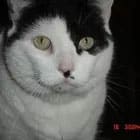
7;0;31;35
95;0;114;24
7;0;31;24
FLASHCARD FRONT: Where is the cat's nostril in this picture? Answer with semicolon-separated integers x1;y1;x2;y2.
63;71;71;78
58;58;74;77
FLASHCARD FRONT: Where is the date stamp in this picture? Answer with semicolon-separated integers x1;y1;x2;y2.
113;124;140;131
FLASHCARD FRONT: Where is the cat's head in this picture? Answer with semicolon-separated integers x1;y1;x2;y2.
4;0;114;102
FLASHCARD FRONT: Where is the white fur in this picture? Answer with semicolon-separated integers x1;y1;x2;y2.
0;16;113;140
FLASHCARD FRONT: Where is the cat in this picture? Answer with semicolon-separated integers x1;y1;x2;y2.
0;0;114;140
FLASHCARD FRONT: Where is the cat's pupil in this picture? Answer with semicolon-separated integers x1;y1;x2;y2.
85;38;88;44
40;38;43;44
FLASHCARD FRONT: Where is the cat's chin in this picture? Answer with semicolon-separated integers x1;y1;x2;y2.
42;78;90;94
51;82;76;94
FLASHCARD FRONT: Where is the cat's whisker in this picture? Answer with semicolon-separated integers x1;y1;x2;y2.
107;79;134;91
107;86;123;99
106;98;118;112
106;95;120;112
11;75;45;98
28;81;44;96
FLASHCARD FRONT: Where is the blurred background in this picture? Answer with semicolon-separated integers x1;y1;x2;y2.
0;0;137;139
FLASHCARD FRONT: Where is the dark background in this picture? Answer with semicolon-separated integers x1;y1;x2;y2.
99;0;137;139
0;0;137;140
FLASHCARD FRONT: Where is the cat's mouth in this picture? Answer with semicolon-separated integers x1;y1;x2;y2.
37;78;78;93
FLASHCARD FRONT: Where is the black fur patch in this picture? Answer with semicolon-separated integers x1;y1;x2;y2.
5;0;112;55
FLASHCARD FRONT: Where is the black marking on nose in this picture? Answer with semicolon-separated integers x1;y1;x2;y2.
63;71;71;78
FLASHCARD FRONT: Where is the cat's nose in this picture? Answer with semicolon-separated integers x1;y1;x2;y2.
58;58;74;78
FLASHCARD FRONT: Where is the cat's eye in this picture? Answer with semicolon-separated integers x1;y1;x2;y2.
79;37;94;50
33;36;51;50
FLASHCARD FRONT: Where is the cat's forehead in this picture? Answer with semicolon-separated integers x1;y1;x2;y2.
32;17;68;37
26;17;72;46
18;0;101;26
6;0;111;55
8;0;105;39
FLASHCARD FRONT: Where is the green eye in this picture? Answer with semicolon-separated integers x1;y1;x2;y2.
79;37;94;50
33;36;51;50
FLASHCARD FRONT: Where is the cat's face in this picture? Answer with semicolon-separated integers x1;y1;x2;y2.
4;0;113;101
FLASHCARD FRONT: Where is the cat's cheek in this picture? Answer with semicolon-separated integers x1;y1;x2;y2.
72;53;96;85
93;45;113;79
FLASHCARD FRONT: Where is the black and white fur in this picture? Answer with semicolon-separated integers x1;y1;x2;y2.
0;0;114;140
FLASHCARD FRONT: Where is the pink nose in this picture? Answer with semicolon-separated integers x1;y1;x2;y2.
58;57;74;78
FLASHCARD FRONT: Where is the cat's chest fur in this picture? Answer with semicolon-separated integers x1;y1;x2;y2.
9;81;106;140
